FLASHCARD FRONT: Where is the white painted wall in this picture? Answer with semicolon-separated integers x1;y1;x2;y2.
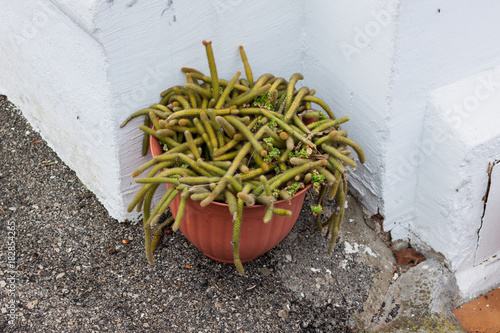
303;0;399;215
0;0;123;218
384;0;500;240
2;0;500;299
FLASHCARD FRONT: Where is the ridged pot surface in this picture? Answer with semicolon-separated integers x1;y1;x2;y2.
150;136;308;263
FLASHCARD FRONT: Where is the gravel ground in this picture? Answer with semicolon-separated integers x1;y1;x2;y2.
0;95;377;332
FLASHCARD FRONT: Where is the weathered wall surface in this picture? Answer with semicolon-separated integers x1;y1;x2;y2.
384;0;500;240
415;67;500;299
303;0;399;215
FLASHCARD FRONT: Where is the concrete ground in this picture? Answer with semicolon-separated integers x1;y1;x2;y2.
0;95;465;332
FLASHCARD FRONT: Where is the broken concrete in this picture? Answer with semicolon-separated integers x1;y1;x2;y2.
306;196;466;332
367;259;466;332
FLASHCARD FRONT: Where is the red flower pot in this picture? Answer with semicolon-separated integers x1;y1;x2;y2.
150;136;309;263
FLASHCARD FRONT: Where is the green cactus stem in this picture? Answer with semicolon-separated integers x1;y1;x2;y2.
196;158;227;176
226;175;243;193
184;82;213;99
200;111;219;151
169;95;191;109
329;136;366;164
302;111;320;119
134;177;181;185
284;87;309;122
326;156;347;174
215;115;237;138
147;186;178;227
269;160;326;191
184;73;198;108
292;114;311;134
214;138;240;157
143;184;159;265
213;150;239;161
328;171;342;200
310;117;349;134
172;188;190;232
167;108;237;120
225;116;267;157
272;208;292;216
142;117;150;156
302;95;335;120
315;184;329;230
239;46;254;87
322;144;357;168
237;184;255;207
184;130;201;160
285;73;304;112
151;216;175;252
203;40;220;100
178;153;212;177
216;71;242;109
232;198;245;275
229;84;272;107
131;159;158;178
127;183;154;213
328;180;346;255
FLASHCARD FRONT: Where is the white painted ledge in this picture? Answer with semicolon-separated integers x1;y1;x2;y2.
414;67;500;299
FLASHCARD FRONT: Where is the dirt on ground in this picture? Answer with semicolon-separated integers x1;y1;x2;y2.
0;95;384;332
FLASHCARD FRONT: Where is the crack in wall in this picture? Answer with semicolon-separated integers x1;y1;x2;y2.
475;160;499;264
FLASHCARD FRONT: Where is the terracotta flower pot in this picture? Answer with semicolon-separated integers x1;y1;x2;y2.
150;136;309;263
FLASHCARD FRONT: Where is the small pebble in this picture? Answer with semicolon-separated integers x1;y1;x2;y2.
26;300;38;309
259;267;271;277
278;309;288;320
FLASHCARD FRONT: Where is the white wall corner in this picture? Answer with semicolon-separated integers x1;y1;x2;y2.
304;0;401;217
0;0;127;220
